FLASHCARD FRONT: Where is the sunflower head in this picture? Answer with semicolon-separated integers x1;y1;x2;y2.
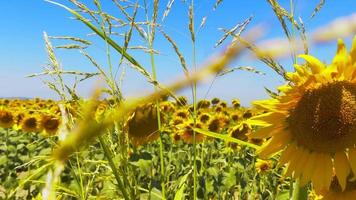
41;114;61;136
255;159;272;174
172;132;181;144
232;99;241;109
125;103;161;147
242;110;253;119
249;37;356;192
214;105;224;113
197;99;211;109
211;97;220;105
171;117;184;126
207;117;223;133
198;113;211;124
230;112;240;122
160;101;176;113
179;122;205;144
217;101;227;108
174;109;190;119
21;115;42;133
0;109;15;129
176;96;188;107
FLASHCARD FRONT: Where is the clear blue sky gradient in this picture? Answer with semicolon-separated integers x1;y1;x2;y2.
0;0;355;105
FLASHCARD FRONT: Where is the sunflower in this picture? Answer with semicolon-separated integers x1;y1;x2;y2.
0;109;15;128
232;99;241;109
249;38;356;191
125;103;162;147
41;114;61;135
21;115;42;133
255;159;272;174
178;122;206;144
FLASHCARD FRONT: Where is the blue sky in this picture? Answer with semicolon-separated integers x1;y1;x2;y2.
0;0;355;105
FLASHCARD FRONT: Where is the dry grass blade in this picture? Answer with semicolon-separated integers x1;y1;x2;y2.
27;70;100;78
215;16;253;48
299;17;308;54
127;46;160;54
199;16;207;30
213;0;223;10
112;0;148;40
55;44;87;49
218;66;265;76
235;36;287;79
49;36;92;45
311;0;325;19
160;29;189;77
188;5;195;42
162;0;175;21
43;32;67;100
46;0;145;71
266;0;300;40
151;0;159;41
52;30;254;162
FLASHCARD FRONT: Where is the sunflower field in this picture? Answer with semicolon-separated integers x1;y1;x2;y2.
1;1;356;200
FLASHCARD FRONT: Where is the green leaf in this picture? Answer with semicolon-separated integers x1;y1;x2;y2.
193;128;259;149
174;170;192;200
275;191;289;200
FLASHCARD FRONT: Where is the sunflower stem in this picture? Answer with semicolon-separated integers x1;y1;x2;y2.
98;135;129;200
143;0;166;197
291;179;308;200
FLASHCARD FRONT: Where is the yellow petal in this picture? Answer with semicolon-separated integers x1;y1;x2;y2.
334;151;351;191
350;36;356;64
348;147;356;176
278;143;297;168
332;39;347;71
311;153;326;191
252;99;279;111
321;154;333;190
300;152;317;186
258;132;291;159
285;147;304;177
251;122;284;139
249;112;286;125
293;148;310;179
299;54;325;74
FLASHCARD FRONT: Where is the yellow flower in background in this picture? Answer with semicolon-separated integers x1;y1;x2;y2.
21;115;43;133
0;109;15;129
41;114;61;136
255;159;272;174
125;103;161;147
249;37;356;191
178;121;206;144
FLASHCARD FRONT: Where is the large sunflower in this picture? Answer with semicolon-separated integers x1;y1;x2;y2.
249;37;356;192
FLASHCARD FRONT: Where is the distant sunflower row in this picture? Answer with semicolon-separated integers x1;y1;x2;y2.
0;97;261;149
124;96;263;148
0;98;62;136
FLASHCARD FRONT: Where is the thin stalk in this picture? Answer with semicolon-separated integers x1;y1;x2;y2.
291;179;308;200
289;0;297;64
98;135;129;200
189;0;198;197
143;0;166;198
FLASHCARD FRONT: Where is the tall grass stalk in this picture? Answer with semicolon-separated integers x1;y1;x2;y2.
188;0;198;199
143;0;166;198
